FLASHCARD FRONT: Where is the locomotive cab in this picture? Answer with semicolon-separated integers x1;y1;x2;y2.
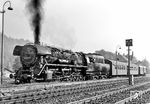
86;53;110;79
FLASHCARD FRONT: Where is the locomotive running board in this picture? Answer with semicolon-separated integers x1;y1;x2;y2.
46;64;87;68
37;64;87;76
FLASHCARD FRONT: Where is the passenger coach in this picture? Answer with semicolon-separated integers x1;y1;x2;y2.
105;59;146;77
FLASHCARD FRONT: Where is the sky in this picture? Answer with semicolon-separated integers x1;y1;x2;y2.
0;0;150;61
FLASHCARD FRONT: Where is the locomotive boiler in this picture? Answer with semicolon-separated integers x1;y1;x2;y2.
11;43;87;83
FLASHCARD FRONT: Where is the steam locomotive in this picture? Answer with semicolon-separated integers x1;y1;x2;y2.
10;43;147;84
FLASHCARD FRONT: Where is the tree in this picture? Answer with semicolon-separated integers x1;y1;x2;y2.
141;58;150;74
141;59;149;67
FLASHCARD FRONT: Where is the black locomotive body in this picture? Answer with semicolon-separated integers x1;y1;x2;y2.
11;43;88;83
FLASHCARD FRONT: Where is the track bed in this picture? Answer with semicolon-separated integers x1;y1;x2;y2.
0;76;150;104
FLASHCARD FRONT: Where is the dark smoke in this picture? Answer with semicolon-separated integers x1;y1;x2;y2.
27;0;44;44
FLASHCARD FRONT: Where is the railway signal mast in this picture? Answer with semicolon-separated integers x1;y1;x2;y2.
126;39;133;85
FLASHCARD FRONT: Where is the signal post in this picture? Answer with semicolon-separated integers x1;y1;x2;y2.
126;39;134;85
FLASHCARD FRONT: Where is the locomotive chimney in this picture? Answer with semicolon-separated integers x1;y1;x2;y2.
27;0;44;45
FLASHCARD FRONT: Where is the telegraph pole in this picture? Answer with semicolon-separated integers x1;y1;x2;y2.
126;39;133;85
127;46;131;84
116;45;121;76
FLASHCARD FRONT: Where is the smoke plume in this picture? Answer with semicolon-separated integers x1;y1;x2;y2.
27;0;44;44
43;16;77;49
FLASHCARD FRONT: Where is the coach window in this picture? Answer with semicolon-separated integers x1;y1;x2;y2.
86;57;90;63
100;58;104;63
95;57;99;63
116;65;118;69
96;58;104;63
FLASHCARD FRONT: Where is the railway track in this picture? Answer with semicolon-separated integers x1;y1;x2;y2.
0;76;150;104
45;78;150;104
0;77;127;96
68;82;150;104
0;76;145;92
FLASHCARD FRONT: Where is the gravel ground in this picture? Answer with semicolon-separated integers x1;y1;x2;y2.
125;91;150;104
